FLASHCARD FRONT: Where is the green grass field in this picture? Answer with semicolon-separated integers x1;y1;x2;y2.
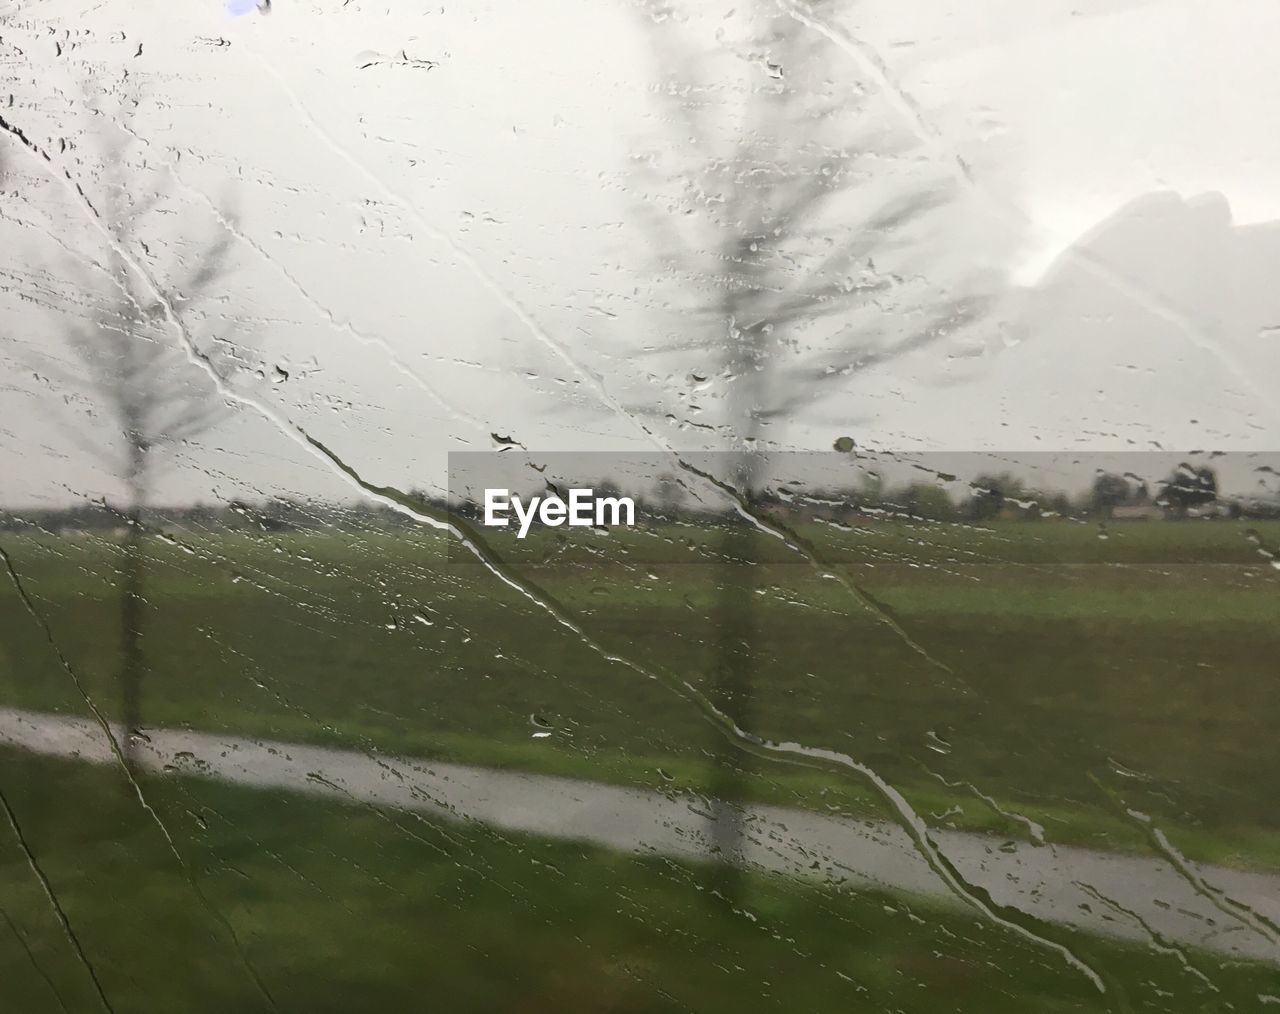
1;518;1278;1009
1;749;1276;1013
2;518;1278;867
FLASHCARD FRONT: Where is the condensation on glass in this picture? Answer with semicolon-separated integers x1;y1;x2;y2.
0;1;1277;1010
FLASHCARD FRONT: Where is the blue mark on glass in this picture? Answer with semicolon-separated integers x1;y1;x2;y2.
226;0;268;15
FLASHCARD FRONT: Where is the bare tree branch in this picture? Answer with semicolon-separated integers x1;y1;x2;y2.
22;82;248;500
633;0;985;435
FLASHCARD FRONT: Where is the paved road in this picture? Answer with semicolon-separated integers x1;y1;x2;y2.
1;706;1277;969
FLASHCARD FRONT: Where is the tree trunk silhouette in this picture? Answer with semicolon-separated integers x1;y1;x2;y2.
707;479;758;904
119;440;146;765
634;0;985;910
26;88;242;762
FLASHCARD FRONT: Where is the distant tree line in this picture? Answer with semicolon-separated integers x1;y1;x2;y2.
0;497;422;535
5;464;1279;535
750;464;1274;524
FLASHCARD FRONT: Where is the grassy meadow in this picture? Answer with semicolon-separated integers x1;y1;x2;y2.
0;517;1277;863
0;516;1277;1009
1;749;1277;1013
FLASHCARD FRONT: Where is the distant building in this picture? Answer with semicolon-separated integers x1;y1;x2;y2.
1185;503;1231;519
1111;504;1165;521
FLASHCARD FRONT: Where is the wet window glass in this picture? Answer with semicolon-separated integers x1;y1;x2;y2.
2;2;1279;1010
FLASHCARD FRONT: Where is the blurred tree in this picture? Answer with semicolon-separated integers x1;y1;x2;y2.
893;481;956;521
594;478;623;502
590;479;626;528
633;0;988;903
968;473;1022;522
36;89;241;759
653;472;686;517
1158;463;1219;518
860;469;886;506
1044;491;1074;518
1090;472;1132;518
632;0;987;438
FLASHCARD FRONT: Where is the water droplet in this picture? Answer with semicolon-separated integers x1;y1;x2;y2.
530;714;553;739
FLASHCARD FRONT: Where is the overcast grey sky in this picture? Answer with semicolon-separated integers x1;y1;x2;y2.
3;0;1279;507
